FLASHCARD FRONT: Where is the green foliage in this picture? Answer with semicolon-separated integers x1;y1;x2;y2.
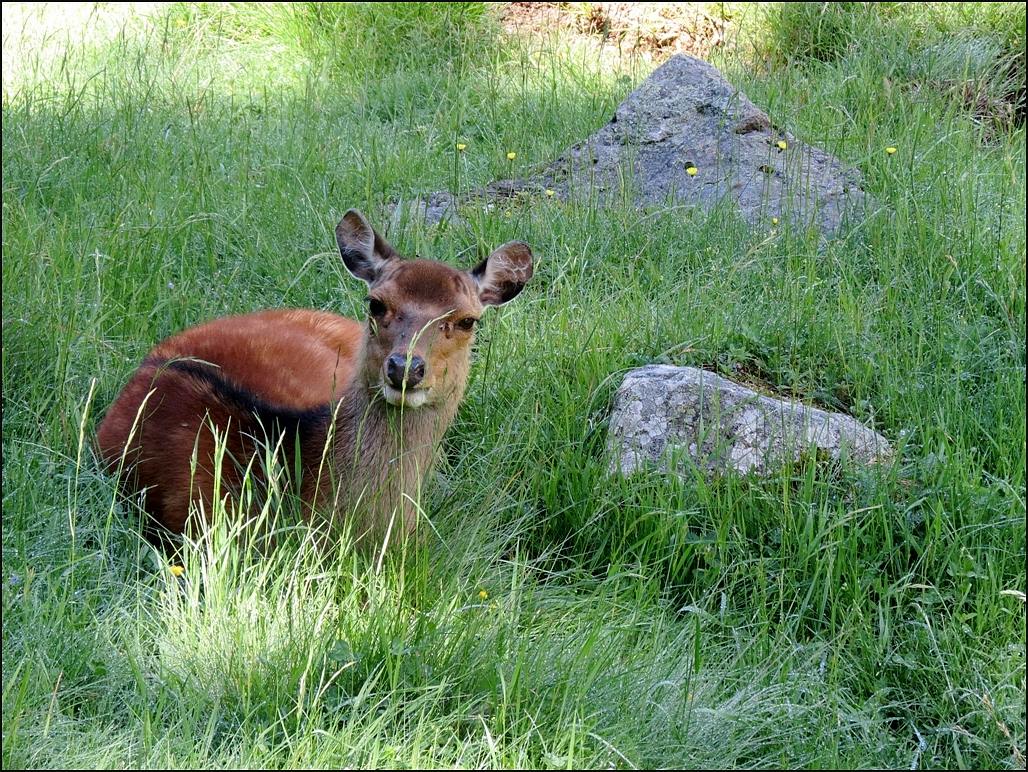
175;1;496;80
761;1;876;64
746;2;1026;131
3;2;1025;769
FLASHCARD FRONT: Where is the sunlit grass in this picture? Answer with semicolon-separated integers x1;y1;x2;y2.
3;2;1025;769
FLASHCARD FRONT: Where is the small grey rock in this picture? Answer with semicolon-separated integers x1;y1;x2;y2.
608;365;892;478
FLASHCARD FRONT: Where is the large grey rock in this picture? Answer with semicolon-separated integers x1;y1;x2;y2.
421;55;871;236
608;365;891;478
546;55;870;234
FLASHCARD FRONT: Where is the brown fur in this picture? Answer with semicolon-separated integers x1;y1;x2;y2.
96;210;533;551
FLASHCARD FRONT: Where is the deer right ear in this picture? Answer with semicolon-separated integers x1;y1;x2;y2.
335;210;401;284
471;241;534;306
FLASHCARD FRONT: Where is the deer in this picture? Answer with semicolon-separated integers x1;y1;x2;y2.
96;209;534;553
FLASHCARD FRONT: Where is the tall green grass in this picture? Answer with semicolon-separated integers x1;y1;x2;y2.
3;2;1024;768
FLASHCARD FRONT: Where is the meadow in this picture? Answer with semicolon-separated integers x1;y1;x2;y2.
2;2;1025;767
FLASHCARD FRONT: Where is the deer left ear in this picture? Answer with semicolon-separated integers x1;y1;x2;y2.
335;210;401;285
470;241;534;306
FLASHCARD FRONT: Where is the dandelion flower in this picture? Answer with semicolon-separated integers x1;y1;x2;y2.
456;142;467;151
478;590;489;600
169;565;184;577
886;146;897;155
545;189;555;197
506;152;516;160
777;140;788;150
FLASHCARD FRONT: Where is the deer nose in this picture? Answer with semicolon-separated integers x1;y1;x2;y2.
386;353;426;390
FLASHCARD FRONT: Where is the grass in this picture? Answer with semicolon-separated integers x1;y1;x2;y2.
2;2;1025;768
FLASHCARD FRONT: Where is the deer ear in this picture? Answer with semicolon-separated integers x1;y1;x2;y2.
335;210;401;284
470;241;534;306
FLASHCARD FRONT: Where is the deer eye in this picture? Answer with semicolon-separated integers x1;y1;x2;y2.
457;317;477;332
367;297;387;317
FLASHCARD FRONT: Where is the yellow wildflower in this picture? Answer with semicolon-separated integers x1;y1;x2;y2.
545;189;555;197
456;142;467;151
886;146;897;155
169;565;184;577
506;152;516;160
777;140;788;150
479;590;489;600
686;165;698;176
772;217;779;225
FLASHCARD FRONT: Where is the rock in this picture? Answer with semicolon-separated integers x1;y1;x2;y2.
545;55;871;235
421;55;872;236
608;365;892;478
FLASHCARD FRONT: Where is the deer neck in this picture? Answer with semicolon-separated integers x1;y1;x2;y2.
325;350;465;546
